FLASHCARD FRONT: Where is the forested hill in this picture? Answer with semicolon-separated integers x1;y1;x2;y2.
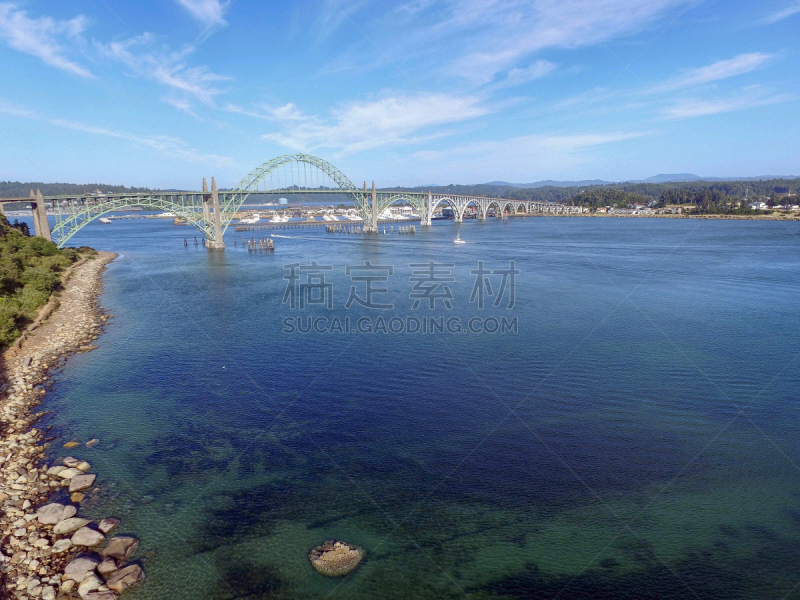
387;177;800;207
0;181;157;198
0;216;87;347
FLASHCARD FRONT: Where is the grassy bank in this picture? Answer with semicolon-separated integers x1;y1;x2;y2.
0;216;92;348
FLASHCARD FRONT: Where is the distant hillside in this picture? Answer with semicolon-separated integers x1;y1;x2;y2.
0;181;158;198
484;179;612;188
479;174;799;188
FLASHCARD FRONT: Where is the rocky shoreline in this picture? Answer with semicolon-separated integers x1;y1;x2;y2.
0;252;144;600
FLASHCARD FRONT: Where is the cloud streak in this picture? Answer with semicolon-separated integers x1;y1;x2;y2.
662;87;796;119
761;5;800;25
97;34;231;113
0;97;231;166
0;3;92;77
649;52;774;93
173;0;230;27
256;93;493;155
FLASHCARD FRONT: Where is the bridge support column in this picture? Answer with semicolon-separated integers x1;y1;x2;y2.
32;190;52;242
202;178;212;240
207;177;225;249
423;191;432;226
371;180;378;232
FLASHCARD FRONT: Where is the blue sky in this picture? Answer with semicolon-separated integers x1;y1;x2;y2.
0;0;798;189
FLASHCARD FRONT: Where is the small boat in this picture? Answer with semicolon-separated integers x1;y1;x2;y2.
99;217;112;224
239;213;260;224
453;233;465;244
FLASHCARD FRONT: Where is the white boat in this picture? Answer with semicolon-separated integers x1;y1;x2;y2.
238;213;261;224
99;217;112;224
453;233;466;244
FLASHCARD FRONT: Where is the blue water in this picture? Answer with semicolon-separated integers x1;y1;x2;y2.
27;214;800;598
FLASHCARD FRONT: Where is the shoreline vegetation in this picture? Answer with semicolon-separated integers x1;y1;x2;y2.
0;244;145;599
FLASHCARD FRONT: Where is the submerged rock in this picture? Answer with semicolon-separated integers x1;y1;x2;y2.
98;518;120;534
308;540;365;577
106;564;145;593
102;536;139;561
70;473;96;492
64;441;80;449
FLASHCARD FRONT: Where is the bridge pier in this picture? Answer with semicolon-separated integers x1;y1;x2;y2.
422;191;433;226
202;177;225;249
31;189;52;242
208;177;225;249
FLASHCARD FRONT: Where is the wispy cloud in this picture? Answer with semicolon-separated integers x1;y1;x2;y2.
409;130;650;182
502;60;558;87
256;93;493;155
761;5;800;25
0;3;92;77
443;0;688;85
96;34;231;112
173;0;230;27
649;52;775;93
662;86;796;119
0;97;231;166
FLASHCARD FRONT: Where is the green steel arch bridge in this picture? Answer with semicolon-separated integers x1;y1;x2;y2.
0;154;584;248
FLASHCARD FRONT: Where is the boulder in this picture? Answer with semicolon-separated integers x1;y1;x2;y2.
63;441;80;448
97;557;117;576
70;473;96;493
102;536;139;561
54;517;92;535
52;538;73;554
85;439;100;448
106;564;144;593
64;555;100;582
72;527;105;547
63;457;80;468
46;466;66;476
71;492;86;503
98;518;120;534
41;586;56;600
308;540;365;577
36;503;76;525
78;573;103;597
58;467;83;480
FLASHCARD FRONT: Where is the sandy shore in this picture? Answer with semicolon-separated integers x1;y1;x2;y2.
0;252;145;600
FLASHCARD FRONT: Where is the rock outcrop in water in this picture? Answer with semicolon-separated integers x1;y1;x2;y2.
308;540;365;576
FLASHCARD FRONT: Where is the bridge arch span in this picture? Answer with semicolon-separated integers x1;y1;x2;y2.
50;196;209;247
222;154;367;230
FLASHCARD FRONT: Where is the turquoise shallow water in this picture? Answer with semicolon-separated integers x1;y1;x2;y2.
23;214;800;598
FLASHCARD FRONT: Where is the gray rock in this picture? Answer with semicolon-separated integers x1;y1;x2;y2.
69;473;96;493
52;538;73;554
106;564;144;593
98;518;120;535
62;457;80;468
57;467;83;479
101;536;139;561
78;573;103;597
72;527;105;547
53;517;92;534
97;557;117;576
64;555;100;581
41;586;56;600
36;503;76;525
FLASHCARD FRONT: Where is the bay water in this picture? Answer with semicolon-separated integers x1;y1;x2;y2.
26;214;800;599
